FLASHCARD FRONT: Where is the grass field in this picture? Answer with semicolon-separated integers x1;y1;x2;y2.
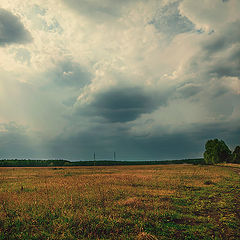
0;164;240;239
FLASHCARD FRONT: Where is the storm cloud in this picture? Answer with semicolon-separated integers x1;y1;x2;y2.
90;87;161;123
0;8;32;46
0;0;239;160
46;120;240;160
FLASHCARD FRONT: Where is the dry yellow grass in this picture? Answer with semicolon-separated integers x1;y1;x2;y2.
0;164;239;239
0;164;230;214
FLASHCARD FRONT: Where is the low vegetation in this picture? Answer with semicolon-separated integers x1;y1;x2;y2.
0;158;204;167
0;164;239;239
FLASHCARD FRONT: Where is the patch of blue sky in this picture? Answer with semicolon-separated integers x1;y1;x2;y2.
32;4;47;16
149;1;195;37
43;18;63;34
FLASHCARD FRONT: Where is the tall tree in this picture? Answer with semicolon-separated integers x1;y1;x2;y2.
232;146;240;163
204;139;232;164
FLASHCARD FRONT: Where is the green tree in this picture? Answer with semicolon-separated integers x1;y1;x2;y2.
204;139;232;164
232;146;240;163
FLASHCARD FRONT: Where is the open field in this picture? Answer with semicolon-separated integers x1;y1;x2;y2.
0;164;240;239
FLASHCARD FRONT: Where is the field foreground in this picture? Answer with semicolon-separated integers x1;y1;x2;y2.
0;164;240;239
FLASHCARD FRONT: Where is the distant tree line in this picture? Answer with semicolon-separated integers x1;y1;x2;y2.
0;158;204;167
0;159;71;167
1;140;239;167
204;139;240;164
71;158;204;166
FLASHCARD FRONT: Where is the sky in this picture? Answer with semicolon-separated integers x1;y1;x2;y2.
0;0;239;160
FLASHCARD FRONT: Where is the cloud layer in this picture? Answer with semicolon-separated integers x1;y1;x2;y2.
0;0;239;160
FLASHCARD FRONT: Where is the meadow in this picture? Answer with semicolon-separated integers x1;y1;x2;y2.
0;164;240;239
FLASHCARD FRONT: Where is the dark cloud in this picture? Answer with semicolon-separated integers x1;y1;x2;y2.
0;8;32;46
82;87;164;123
93;88;157;122
203;21;240;55
46;121;240;160
150;1;194;37
188;122;240;152
209;61;240;78
1;118;239;161
207;46;240;78
186;20;240;81
203;37;227;55
49;131;200;160
1;121;238;160
49;128;114;160
113;133;201;160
